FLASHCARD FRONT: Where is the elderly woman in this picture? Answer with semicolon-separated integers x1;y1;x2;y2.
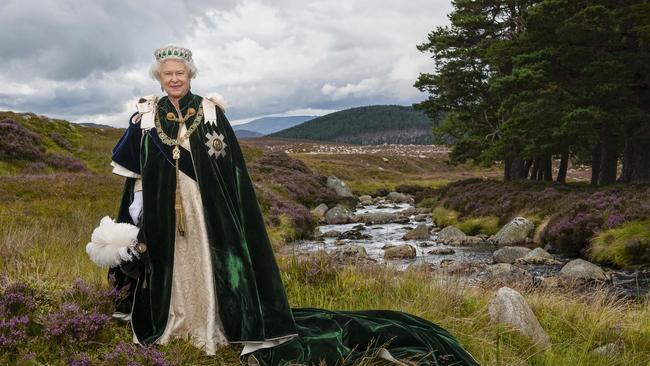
107;45;478;365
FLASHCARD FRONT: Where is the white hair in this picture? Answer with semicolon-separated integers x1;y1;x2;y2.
149;58;198;81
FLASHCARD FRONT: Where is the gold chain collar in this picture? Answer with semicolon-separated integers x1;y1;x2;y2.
153;102;205;148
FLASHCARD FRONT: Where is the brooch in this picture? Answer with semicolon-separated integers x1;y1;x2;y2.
205;131;227;158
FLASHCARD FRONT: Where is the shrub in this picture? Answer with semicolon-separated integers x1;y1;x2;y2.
590;219;650;267
432;206;459;227
0;119;45;161
44;153;87;172
103;341;176;366
457;216;500;236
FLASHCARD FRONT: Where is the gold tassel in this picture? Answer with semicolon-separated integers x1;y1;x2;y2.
174;156;186;236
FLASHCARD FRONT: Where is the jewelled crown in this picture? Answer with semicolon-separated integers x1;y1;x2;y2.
154;45;193;62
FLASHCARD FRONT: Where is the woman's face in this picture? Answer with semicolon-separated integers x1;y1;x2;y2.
160;59;190;100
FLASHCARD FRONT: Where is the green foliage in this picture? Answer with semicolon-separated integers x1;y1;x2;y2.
590;219;650;268
457;216;501;236
415;0;650;184
432;206;459;227
269;105;442;145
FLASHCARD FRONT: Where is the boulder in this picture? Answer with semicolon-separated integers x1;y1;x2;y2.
491;217;535;246
384;244;417;259
493;246;531;264
402;224;430;240
436;226;467;245
515;248;561;265
312;203;329;217
428;248;455;255
324;205;351;224
386;191;410;203
356;212;401;225
327;176;354;198
488;287;551;349
484;263;534;284
414;214;430;222
560;259;607;281
331;244;370;262
339;230;372;240
359;195;372;202
321;230;342;238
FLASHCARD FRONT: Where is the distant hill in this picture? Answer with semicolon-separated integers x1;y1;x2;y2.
268;105;440;145
234;129;264;139
233;115;316;135
79;122;115;129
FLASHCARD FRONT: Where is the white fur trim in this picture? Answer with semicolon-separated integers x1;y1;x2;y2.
86;216;139;267
206;93;228;111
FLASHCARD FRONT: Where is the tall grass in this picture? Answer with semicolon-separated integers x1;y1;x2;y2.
1;174;649;365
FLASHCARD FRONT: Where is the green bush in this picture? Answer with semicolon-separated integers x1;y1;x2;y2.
432;206;459;227
457;216;500;236
590;220;650;267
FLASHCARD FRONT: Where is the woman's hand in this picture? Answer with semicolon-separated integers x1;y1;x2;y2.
129;191;143;225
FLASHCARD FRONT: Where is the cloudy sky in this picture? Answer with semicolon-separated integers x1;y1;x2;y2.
0;0;451;126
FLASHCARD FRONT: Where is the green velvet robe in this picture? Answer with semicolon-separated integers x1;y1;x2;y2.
110;92;479;365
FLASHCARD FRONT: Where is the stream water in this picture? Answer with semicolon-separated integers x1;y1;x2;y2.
291;201;650;300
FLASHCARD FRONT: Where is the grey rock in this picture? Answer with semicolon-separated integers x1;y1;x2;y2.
526;247;554;259
381;244;396;250
417;241;434;248
386;191;411;203
492;217;535;246
359;195;372;202
332;244;369;259
351;224;366;231
591;341;623;356
312;203;329;217
357;212;400;225
493;246;531;264
428;248;455;255
485;263;534;283
402;224;430;240
327;176;354;198
339;230;371;240
384;244;417;259
488;287;551;349
407;262;435;272
560;259;607;281
324;205;351;224
414;214;430;222
436;226;466;245
321;230;342;238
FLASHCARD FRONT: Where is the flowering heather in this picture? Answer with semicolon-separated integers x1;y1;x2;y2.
45;153;87;172
417;179;650;257
0;315;29;348
251;151;339;207
42;302;110;345
0;283;36;316
48;131;73;150
0;118;45;161
104;341;175;366
67;352;94;366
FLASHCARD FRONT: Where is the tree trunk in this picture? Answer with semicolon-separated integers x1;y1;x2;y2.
591;143;601;186
620;134;650;183
522;159;533;179
530;158;540;180
597;124;618;186
542;155;553;181
504;154;526;181
557;149;569;184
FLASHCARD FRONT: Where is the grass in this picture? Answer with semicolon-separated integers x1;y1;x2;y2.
1;173;649;365
432;206;500;236
589;220;650;268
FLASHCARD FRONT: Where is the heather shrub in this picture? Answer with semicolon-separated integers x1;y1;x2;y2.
0;119;45;161
590;220;650;267
48;132;73;150
44;153;87;172
103;341;176;366
252;151;339;207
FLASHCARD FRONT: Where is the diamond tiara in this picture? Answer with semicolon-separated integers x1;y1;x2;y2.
154;45;193;62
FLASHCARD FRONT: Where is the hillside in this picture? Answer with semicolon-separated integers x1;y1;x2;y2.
232;115;315;135
0;111;123;176
268;105;442;145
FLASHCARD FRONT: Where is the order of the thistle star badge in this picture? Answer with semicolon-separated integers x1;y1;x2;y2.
205;131;227;158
